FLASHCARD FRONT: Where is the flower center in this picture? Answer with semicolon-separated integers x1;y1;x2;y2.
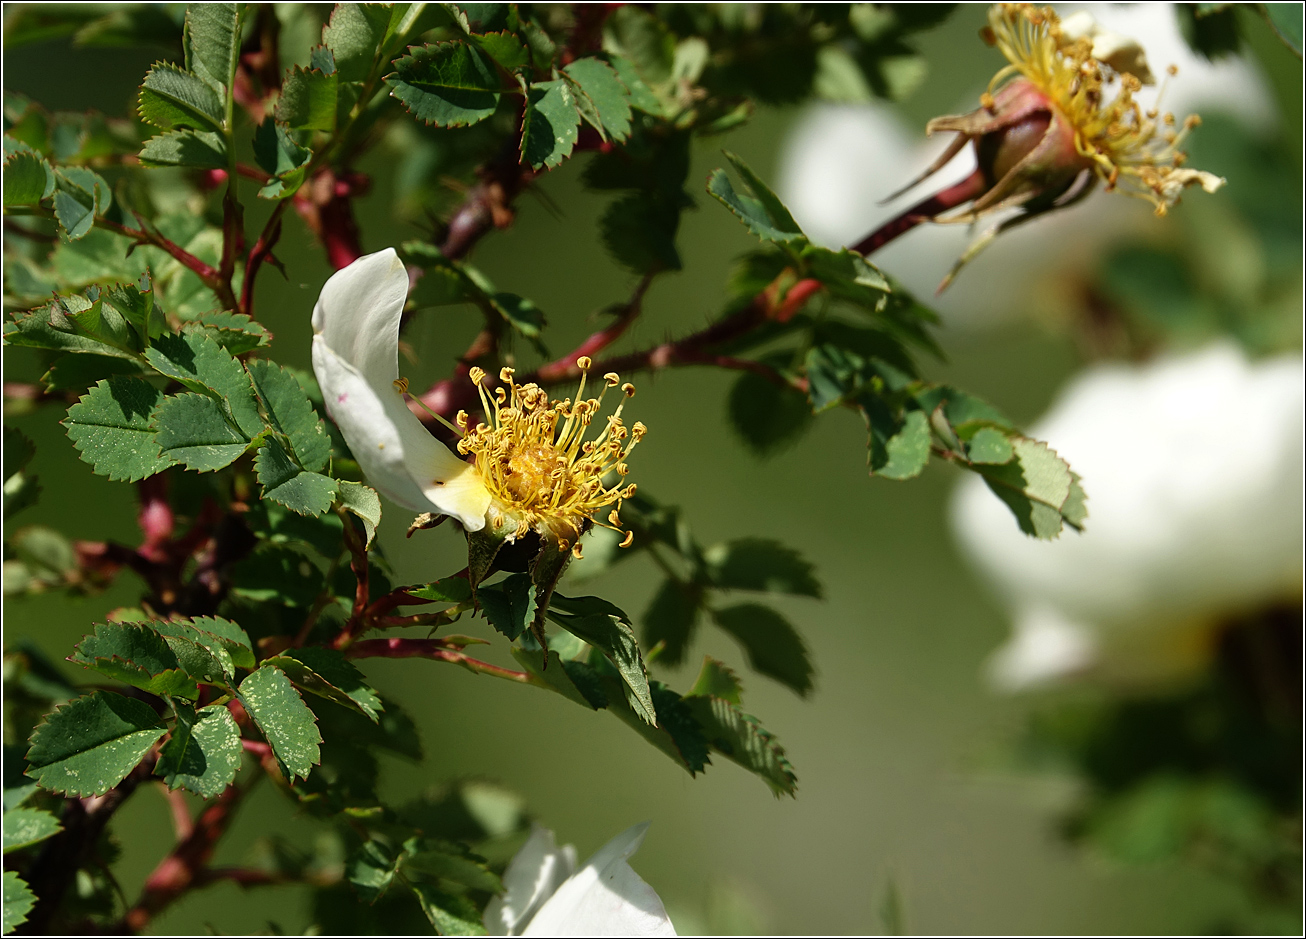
456;357;644;550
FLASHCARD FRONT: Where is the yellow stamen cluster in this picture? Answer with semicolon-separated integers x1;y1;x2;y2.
456;358;645;549
986;3;1220;215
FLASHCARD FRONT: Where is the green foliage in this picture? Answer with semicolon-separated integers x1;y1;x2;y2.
62;378;173;482
24;691;166;797
3;872;36;936
137;62;225;133
238;665;322;782
155;702;242;798
520;79;582;170
71;622;201;699
386;42;502;128
2;807;62;854
710;605;814;698
262;647;383;722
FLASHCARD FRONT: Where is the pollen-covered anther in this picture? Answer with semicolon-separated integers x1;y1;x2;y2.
621;383;635;397
576;356;592;371
603;372;620;387
619;531;634;548
393;377;410;394
469;366;486;386
571;543;584;560
500;366;515;383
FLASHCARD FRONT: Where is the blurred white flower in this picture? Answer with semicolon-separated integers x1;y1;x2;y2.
485;823;677;937
777;2;1274;326
951;343;1304;690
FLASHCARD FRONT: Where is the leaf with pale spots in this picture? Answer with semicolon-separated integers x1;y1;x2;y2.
70;622;200;699
262;647;383;722
2;807;61;854
25;691;167;797
238;666;321;782
520;79;581;170
155;702;242;798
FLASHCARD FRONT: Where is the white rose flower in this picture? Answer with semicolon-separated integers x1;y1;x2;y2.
950;342;1304;690
485;823;677;937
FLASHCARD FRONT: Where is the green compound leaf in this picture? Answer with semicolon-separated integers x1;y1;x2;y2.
145;331;263;437
409;882;487;936
136;61;224;131
191;311;270;355
520;79;581;170
62;377;175;482
707;150;805;245
3;872;36;935
277;66;338;131
238;665;321;782
263;647;383;722
406;576;472;604
2;807;62;854
252;119;311;200
549;597;656;726
255;438;337;516
153;393;251;472
6;297;134;360
147;622;234;684
510;646;599;712
70;622;200;700
386;41;501;127
137;129;228;169
337;481;381;549
477;573;536;642
348;839;400;904
25;691;166;797
704;538;822;598
51;167;111;241
184;1;244;91
247;359;330;472
155;702;241;798
2;146;54;206
564;57;632;142
685;694;797;797
969;436;1079;540
727;367;812;458
402;840;501;893
710;604;814;698
471;29;529;68
862;399;931;481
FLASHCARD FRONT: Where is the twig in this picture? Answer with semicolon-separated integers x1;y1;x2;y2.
240;201;288;318
345;638;540;685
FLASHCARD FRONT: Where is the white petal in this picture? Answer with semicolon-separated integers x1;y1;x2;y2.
522;823;676;938
484;826;577;936
311;250;492;530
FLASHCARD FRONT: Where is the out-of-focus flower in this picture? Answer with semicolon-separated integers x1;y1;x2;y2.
311;249;643;554
484;823;677;937
951;342;1304;690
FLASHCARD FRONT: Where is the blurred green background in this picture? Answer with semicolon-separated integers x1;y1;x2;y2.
4;5;1298;934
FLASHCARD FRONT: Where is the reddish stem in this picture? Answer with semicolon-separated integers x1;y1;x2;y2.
345;638;535;683
850;168;987;256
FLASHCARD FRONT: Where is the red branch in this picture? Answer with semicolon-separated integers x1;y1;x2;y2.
346;638;535;683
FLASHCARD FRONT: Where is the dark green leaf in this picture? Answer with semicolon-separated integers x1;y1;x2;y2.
51;167;110;240
154;393;251;471
862;399;931;480
253;120;311;200
63;377;174;482
191;310;270;354
41;355;143;397
155;702;241;798
184;1;244;90
520;79;581;170
276;66;339;131
176;616;256;669
348;839;399;904
137;128;228;168
145;331;263;436
3;427;34;479
604;51;661;114
707;151;805;244
231;544;325;608
263;647;383;722
2;147;54;206
238;666;321;782
727;368;812;457
1262;3;1303;56
599;192;684;274
912;384;1013;431
407;576;472;604
255;438;337;516
471;30;529;68
550;603;656;725
136;61;224;131
323;2;395;82
337;480;382;548
564;58;632;141
402;840;501;892
685;694;797;796
510;646;599;711
386;41;501;127
803;243;890;297
704;538;822;598
409;882;486;936
477;573;536;642
71;622;200;699
25;691;166;796
603;7;674;87
489;292;545;338
2;807;62;854
642;578;700;666
711;604;814;697
3;872;35;935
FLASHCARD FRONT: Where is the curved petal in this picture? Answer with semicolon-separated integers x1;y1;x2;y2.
484;826;577;936
311;248;492;530
522;823;676;937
